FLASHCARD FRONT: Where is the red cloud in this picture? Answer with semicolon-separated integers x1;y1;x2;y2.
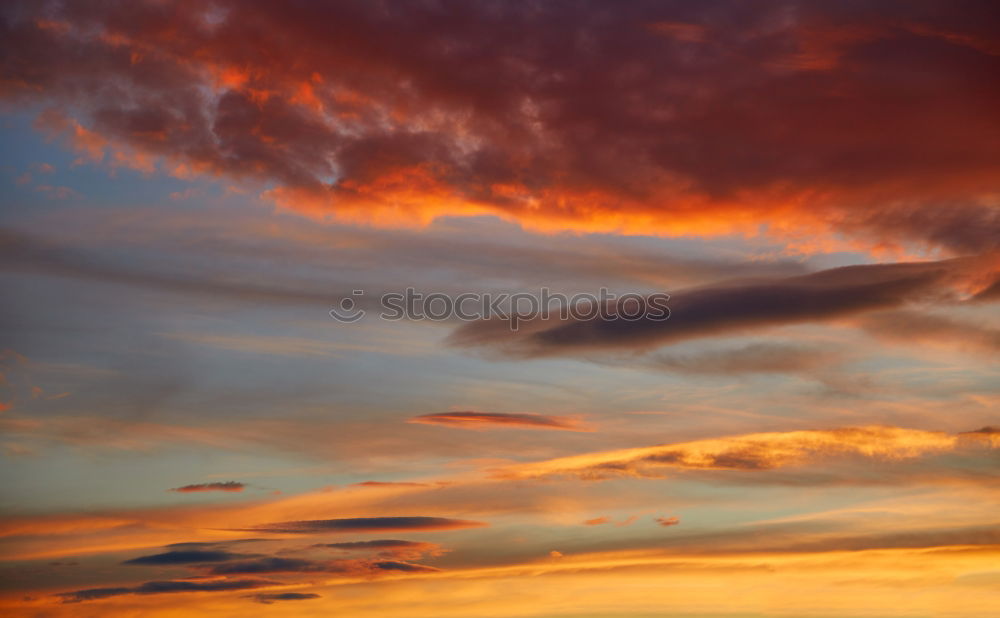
4;2;998;254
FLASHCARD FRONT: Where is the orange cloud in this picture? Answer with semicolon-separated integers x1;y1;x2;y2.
494;426;963;480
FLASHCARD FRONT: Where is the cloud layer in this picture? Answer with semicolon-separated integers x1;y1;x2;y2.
3;1;999;251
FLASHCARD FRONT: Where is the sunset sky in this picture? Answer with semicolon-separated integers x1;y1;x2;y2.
1;1;999;617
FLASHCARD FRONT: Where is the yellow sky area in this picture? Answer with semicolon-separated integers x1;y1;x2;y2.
3;544;998;617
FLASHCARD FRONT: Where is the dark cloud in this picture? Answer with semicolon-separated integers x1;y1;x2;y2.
371;560;440;573
124;550;250;565
410;411;588;431
318;540;433;551
208;557;348;575
958;427;1000;447
3;1;999;251
962;426;1000;435
170;481;245;493
238;516;487;534
164;539;270;550
58;578;277;603
247;592;321;604
451;257;991;357
208;556;440;576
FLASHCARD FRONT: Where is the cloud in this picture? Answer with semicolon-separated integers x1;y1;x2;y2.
763;524;1000;555
208;557;349;575
652;522;1000;557
124;550;249;565
450;256;996;357
494;426;965;480
237;516;487;534
121;541;446;578
371;560;440;573
248;592;321;604
959;427;1000;447
319;539;432;551
208;555;440;576
317;539;444;559
0;229;348;306
170;481;245;493
164;539;271;550
972;277;1000;302
649;342;844;375
856;310;1000;355
655;516;681;527
963;426;999;435
353;481;433;488
58;578;277;603
34;185;80;200
584;517;611;526
4;2;999;252
410;411;590;431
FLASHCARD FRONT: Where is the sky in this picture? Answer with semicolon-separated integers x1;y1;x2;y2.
0;1;998;617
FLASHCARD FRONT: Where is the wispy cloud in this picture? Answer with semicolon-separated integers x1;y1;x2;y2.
494;426;964;480
247;592;321;604
316;539;444;560
58;579;277;603
353;481;436;488
410;411;590;432
236;516;487;534
649;343;845;375
124;550;250;565
170;482;245;493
